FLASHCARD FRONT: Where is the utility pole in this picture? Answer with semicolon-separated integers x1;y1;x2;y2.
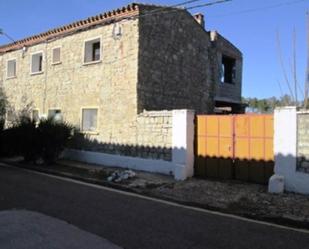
305;11;309;109
293;28;298;106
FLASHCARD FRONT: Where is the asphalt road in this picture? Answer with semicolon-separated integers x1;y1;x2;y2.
0;163;309;249
0;210;122;249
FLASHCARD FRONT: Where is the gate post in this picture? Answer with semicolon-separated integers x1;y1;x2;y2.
172;110;195;180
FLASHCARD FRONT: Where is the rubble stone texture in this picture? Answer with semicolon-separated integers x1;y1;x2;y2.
0;4;242;161
297;113;309;172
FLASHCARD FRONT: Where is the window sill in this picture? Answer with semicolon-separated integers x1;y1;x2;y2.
52;61;62;65
6;76;17;80
30;71;44;76
221;81;235;85
82;60;102;66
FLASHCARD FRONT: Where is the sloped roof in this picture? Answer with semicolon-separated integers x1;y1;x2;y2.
0;3;143;53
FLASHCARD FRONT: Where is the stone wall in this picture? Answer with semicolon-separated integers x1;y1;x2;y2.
136;110;172;160
69;110;173;161
297;113;309;173
0;18;140;146
137;6;214;114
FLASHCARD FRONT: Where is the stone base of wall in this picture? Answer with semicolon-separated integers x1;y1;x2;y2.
63;149;175;176
64;109;195;180
69;110;173;161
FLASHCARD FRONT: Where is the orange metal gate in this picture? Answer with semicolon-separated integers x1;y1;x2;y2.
195;114;274;184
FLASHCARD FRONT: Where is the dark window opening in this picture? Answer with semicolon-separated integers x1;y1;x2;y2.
92;42;100;61
48;109;62;122
221;56;236;84
84;38;101;63
31;53;43;73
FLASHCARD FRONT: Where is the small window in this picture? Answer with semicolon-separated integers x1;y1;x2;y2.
84;38;101;63
221;55;236;84
52;47;61;64
82;108;98;132
6;110;15;123
48;109;62;122
7;59;16;78
32;110;39;123
31;52;43;74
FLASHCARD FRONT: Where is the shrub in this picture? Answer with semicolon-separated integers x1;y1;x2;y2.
0;116;38;161
16;116;39;162
38;118;73;164
0;116;73;164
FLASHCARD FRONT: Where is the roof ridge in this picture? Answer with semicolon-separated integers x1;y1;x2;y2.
0;3;143;53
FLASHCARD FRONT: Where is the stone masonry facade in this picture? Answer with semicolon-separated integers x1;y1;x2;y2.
297;113;309;173
69;110;173;161
137;5;214;114
0;3;242;161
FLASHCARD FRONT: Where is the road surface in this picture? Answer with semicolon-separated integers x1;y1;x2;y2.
0;163;308;249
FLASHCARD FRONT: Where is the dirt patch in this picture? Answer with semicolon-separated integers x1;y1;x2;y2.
150;178;309;226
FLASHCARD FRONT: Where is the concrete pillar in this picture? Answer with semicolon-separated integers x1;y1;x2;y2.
172;110;195;180
272;106;309;194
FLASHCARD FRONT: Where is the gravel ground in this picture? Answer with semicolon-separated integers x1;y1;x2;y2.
151;178;309;224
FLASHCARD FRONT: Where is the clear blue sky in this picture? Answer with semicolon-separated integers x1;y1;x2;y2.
0;0;308;99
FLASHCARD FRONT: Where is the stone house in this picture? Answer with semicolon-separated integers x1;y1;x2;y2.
0;3;243;178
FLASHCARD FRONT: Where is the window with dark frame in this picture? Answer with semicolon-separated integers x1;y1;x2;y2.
84;38;101;63
221;55;236;84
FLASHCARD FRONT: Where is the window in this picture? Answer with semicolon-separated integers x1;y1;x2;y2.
31;52;43;74
221;55;236;84
84;38;101;63
48;109;62;122
82;108;98;132
52;47;61;64
6;110;15;123
7;59;16;78
32;110;40;123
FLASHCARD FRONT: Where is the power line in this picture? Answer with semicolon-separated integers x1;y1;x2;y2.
124;0;232;21
0;0;231;48
186;0;232;10
208;0;307;18
0;29;16;43
124;0;205;19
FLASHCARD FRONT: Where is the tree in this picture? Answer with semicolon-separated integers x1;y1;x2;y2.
0;87;7;131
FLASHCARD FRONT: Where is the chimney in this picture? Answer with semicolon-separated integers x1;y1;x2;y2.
193;13;205;29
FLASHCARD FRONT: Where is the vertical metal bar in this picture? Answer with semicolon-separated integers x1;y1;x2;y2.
232;115;236;179
263;115;266;183
217;116;220;178
205;116;208;177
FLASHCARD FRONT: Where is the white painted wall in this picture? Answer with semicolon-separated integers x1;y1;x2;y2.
172;109;195;180
63;109;195;180
273;107;309;194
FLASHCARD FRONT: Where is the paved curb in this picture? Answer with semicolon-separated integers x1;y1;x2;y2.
2;160;309;231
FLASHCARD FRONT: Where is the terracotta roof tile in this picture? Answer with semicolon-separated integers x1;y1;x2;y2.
0;3;141;54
